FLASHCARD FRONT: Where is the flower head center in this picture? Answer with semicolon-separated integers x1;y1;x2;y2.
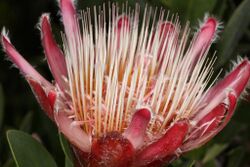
59;5;216;138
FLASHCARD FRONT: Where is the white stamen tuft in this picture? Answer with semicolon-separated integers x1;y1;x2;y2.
61;4;216;138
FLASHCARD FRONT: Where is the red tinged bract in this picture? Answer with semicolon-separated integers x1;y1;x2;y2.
27;78;54;120
1;0;250;166
189;17;218;69
182;92;238;152
40;14;68;90
1;35;52;89
136;120;189;166
123;108;151;149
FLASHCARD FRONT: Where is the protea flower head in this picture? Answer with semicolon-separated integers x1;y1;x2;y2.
1;0;250;166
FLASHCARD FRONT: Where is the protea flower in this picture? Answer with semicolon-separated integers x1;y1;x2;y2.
1;0;250;166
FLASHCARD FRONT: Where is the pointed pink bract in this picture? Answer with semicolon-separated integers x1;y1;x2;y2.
194;59;250;122
59;0;78;41
136;120;188;166
27;78;54;120
1;35;52;89
54;111;91;153
189;17;218;67
41;14;68;90
182;92;237;152
123;108;151;149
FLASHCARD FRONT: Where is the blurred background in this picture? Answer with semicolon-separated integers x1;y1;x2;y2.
0;0;250;166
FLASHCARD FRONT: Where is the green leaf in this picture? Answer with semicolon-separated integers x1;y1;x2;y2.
202;160;217;167
0;84;4;129
19;112;33;132
227;147;245;167
202;143;228;164
181;160;195;167
184;146;207;160
7;130;57;167
65;157;74;167
161;0;216;24
59;133;74;166
171;159;195;167
186;160;195;167
216;0;250;69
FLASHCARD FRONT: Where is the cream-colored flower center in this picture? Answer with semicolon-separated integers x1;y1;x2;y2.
62;5;215;137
